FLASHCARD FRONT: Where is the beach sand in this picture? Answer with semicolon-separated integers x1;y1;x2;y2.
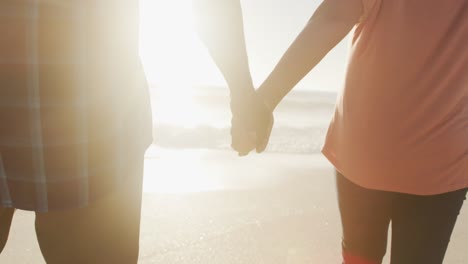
0;149;466;263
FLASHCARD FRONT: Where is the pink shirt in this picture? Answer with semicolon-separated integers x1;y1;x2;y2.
322;0;468;195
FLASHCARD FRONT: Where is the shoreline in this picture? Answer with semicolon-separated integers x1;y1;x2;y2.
1;149;466;263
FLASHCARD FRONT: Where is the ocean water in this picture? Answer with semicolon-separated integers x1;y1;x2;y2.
150;86;337;154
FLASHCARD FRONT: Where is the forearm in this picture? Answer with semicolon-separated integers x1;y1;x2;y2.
193;0;254;98
258;0;362;109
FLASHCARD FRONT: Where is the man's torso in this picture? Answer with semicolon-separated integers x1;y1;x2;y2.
0;1;152;211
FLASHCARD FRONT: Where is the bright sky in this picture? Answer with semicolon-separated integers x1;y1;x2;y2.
139;0;351;92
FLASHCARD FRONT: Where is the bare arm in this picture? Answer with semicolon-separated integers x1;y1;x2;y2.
193;0;254;99
193;0;273;155
258;0;363;109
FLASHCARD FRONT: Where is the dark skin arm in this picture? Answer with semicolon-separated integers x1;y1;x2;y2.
193;0;254;99
193;0;273;155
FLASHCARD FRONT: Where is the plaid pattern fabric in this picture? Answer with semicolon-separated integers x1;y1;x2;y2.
0;1;152;212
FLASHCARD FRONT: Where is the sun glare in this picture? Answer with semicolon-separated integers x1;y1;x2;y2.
138;1;227;193
151;86;211;128
139;0;225;128
139;0;223;85
143;147;225;194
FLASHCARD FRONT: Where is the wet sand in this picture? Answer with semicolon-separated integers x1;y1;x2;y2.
0;151;466;263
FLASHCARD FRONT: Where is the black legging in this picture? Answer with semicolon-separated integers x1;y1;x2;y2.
336;172;467;264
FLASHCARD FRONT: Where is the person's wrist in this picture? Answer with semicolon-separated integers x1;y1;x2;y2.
228;76;255;96
257;88;277;111
230;84;255;104
230;90;256;117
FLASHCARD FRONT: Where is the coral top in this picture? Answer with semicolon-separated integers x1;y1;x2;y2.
322;0;468;195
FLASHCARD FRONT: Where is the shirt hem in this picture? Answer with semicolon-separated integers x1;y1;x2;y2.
321;148;468;196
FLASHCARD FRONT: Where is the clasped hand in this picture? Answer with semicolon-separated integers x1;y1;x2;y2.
230;91;274;156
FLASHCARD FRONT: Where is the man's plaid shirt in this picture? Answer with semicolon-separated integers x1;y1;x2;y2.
0;1;153;212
